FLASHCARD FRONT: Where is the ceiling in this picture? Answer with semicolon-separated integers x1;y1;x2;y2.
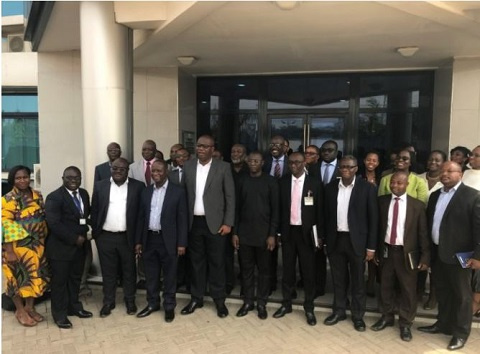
36;1;480;76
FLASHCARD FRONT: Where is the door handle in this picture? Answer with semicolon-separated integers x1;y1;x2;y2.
306;123;311;145
303;123;307;148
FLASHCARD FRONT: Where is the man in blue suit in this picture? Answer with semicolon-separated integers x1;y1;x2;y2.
135;160;188;322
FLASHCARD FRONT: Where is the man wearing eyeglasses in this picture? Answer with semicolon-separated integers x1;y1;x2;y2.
181;135;235;318
323;155;378;332
319;140;340;185
91;158;145;318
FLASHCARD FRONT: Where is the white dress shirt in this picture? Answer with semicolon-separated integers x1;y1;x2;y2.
337;176;355;232
103;178;128;232
193;159;212;216
290;172;305;225
66;188;84;215
384;193;407;245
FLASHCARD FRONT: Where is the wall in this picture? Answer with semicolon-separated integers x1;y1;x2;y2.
2;52;37;86
449;57;480;152
133;67;180;161
37;51;84;196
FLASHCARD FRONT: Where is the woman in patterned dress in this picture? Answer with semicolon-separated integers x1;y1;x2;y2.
2;165;49;326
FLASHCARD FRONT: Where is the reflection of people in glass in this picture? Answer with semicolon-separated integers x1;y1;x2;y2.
2;165;49;327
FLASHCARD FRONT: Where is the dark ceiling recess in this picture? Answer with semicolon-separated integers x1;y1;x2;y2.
24;1;55;52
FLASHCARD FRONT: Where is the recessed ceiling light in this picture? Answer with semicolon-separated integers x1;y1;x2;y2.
396;47;419;57
237;83;246;87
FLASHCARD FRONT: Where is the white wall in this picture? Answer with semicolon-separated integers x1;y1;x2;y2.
133;67;180;161
449;58;480;152
2;52;37;87
37;51;84;196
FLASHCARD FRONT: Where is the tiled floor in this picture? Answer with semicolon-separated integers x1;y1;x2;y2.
2;285;479;354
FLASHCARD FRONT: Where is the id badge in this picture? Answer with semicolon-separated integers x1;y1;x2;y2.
79;218;87;225
304;197;314;206
383;246;388;259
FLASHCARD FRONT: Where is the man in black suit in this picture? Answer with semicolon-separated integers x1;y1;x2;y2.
45;166;93;329
323;155;378;332
371;171;430;341
135;160;188;322
318;140;340;185
94;142;122;184
181;135;235;318
233;151;279;319
263;135;289;293
166;143;184;171
418;161;480;351
169;148;190;187
273;152;323;326
91;158;145;317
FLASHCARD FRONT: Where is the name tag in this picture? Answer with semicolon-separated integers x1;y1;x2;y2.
79;218;87;225
304;196;314;206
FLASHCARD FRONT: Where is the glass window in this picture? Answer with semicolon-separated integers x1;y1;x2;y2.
2;93;39;171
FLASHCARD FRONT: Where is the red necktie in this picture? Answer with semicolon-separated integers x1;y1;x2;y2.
274;160;281;178
145;161;151;185
389;197;400;245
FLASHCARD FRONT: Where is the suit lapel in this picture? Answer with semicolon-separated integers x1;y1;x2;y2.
441;184;464;219
62;188;81;217
204;159;216;191
404;196;414;236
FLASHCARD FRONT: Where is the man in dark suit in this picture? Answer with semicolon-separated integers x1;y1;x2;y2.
263;135;289;293
135;160;188;322
418;161;480;351
323;155;378;331
91;158;145;317
169;148;190;187
45;166;93;329
273;152;323;326
371;171;430;341
165;143;184;171
94;142;122;184
181;135;235;318
318;140;340;185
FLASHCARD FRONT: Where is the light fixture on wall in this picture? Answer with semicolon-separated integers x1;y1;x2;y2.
274;1;300;11
177;56;197;66
396;46;419;57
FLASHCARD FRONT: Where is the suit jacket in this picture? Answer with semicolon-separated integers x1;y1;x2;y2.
135;182;188;256
168;168;185;187
263;154;289;178
377;194;430;270
279;174;324;247
91;177;145;249
427;183;480;264
128;159;157;186
94;161;112;183
324;177;378;257
183;158;235;234
45;187;90;261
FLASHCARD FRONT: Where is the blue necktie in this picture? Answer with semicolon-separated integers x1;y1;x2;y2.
72;191;83;216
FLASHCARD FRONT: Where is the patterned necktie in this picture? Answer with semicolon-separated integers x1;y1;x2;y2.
145;161;152;185
389;197;400;245
290;179;301;224
274;159;281;178
72;191;83;216
323;163;331;185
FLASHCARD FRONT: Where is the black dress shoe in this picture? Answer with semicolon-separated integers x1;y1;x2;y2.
181;301;203;315
447;337;466;351
323;313;347;326
273;305;292;318
216;303;229;318
100;304;115;318
418;323;451;335
305;311;317;326
68;309;93;318
257;305;268;320
353;319;366;332
55;318;73;329
126;302;137;315
136;305;160;318
164;309;175;323
236;303;254;317
371;317;394;331
400;327;412;342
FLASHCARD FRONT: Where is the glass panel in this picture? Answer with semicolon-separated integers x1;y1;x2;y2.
238;113;258;153
356;112;387;160
309;117;345;152
270;116;304;152
2;95;38;113
267;76;349;109
2;117;39;171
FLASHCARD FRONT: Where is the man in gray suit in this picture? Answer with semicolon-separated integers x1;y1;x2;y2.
128;140;158;186
180;135;235;318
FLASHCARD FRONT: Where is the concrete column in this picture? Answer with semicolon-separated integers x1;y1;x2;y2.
80;1;133;193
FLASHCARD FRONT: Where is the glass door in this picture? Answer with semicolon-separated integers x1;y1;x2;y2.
269;114;345;153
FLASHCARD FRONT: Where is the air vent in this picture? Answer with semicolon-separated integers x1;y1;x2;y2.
8;35;25;52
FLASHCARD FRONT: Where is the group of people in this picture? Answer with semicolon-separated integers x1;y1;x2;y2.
2;135;479;351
